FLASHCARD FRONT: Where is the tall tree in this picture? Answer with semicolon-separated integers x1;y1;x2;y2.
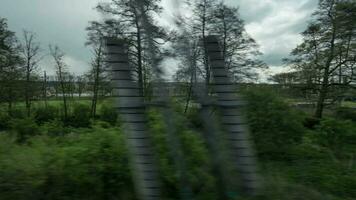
189;0;215;85
21;30;41;117
0;18;23;113
173;32;200;113
95;0;167;96
50;45;69;120
211;3;266;81
287;0;356;118
174;1;265;85
86;21;107;117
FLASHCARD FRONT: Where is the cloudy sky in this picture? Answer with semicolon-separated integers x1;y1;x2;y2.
0;0;318;80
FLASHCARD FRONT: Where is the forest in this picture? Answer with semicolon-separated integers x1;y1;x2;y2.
0;0;355;199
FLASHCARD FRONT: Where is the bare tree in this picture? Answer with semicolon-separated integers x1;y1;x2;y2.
21;30;41;117
86;22;106;117
50;45;69;120
190;0;215;85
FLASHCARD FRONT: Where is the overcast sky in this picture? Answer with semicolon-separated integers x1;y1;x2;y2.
0;0;318;80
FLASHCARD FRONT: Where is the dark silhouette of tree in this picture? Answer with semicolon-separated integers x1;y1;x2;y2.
174;1;265;85
94;0;167;96
287;0;356;118
189;0;216;85
0;18;23;113
211;3;266;82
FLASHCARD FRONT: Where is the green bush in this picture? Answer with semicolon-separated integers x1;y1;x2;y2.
335;107;356;122
9;108;26;119
67;104;91;128
312;118;356;156
244;89;306;159
0;134;46;200
0;128;135;200
39;127;134;200
42;119;68;137
34;105;58;124
10;118;40;143
147;109;217;199
0;111;11;131
99;104;118;126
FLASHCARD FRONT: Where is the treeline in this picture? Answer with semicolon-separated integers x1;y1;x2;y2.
0;19;111;119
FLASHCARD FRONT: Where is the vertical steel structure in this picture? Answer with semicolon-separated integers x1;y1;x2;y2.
105;38;161;200
205;35;260;195
106;35;259;200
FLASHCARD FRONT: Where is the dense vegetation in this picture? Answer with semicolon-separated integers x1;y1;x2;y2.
1;88;356;200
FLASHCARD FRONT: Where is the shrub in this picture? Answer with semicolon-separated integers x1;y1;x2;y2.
334;107;356;122
244;89;306;159
34;105;58;124
0;111;11;131
9;108;26;119
147;109;217;200
312;118;356;156
42;119;68;137
0;128;135;200
40;127;134;200
67;104;91;128
99;105;118;126
10;118;40;143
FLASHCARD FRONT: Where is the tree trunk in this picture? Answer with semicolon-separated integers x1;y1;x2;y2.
43;71;48;108
59;71;68;120
202;4;210;86
135;17;144;97
184;82;193;114
315;77;329;118
314;15;337;118
91;44;102;118
25;60;31;117
91;69;99;117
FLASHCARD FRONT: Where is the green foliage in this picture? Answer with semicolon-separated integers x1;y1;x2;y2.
42;119;68;137
34;105;58;124
0;134;46;200
249;174;342;200
311;118;356;156
244;89;306;159
99;104;118;126
67;104;91;128
335;107;356;122
9;108;26;119
147;109;217;199
0;127;135;200
10;118;40;143
0;111;11;130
